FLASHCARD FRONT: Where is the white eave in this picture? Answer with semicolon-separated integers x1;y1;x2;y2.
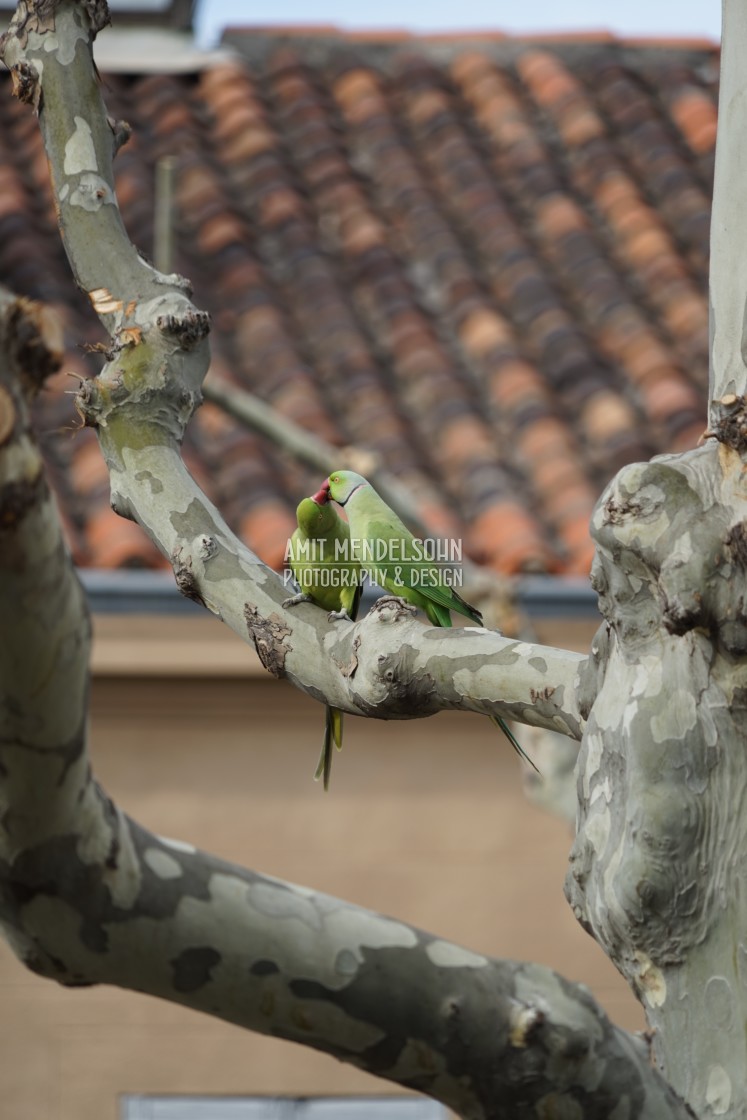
92;27;234;72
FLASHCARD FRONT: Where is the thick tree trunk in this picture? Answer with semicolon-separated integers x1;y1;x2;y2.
567;0;747;1112
709;0;747;416
567;438;747;1117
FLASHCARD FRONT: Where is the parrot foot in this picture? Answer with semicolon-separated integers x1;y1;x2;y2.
327;608;352;622
283;592;312;608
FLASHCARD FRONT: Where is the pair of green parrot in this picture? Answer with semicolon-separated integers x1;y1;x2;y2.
285;470;534;788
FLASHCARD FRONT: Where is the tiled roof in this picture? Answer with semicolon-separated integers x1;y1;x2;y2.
0;29;719;575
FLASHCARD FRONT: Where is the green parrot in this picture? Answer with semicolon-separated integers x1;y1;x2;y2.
284;489;362;789
322;469;537;772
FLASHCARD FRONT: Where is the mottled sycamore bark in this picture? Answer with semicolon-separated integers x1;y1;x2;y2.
0;0;742;1117
709;0;747;416
566;1;747;1114
0;8;679;1118
567;440;747;1118
0;294;685;1118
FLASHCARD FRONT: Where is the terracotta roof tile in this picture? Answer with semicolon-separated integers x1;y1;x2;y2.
4;29;720;577
517;48;710;377
453;51;705;452
470;504;557;573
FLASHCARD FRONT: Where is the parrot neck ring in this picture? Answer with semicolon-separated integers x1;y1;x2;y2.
336;481;368;506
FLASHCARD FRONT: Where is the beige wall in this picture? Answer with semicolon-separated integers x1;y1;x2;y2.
0;613;640;1120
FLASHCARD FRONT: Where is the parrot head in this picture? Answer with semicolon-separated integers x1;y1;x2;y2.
326;470;369;506
296;495;337;535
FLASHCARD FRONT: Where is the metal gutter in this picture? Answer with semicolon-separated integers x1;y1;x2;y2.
79;569;601;620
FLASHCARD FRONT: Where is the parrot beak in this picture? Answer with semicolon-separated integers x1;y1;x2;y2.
311;481;331;504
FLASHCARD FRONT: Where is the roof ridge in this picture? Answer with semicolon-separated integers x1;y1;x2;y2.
222;24;720;53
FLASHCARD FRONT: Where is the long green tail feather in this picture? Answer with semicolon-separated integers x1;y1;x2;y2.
330;708;343;751
421;599;538;772
489;715;539;773
314;706;344;791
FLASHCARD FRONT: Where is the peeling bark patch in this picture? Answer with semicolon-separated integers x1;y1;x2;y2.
171;946;222;993
633;951;666;1007
0;469;47;529
68;172;114;212
5;0;56;46
287;945;505;1093
104;828;119;871
8;61;42;108
375;647;439;714
425;940;488;969
244;606;291;678
7;296;63;389
134;470;163;494
190;539;247;585
0;384;16;445
156;309;210;348
337;635;360;679
83;0;112;36
129;822;214;918
64;116;97;174
530;685;556;703
725;521;747;567
370;596;417;624
335;948;359;976
650;691;697;742
174;572;204;605
108;115;132;153
710;393;747;452
157;835;196;855
8;819;258;959
7;833;115;924
247;881;322;928
250;959;280;977
704;975;734;1031
88;288;123;317
55;16;89;65
706;1065;732;1115
143;847;182;880
173;552;205;606
508;1003;545;1048
174;564;206;609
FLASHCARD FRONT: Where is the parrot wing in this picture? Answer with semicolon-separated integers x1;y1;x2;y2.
337;481;537;771
361;517;483;625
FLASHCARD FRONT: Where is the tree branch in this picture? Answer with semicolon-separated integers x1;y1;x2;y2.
0;0;586;739
709;0;747;417
0;285;86;968
0;289;690;1115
